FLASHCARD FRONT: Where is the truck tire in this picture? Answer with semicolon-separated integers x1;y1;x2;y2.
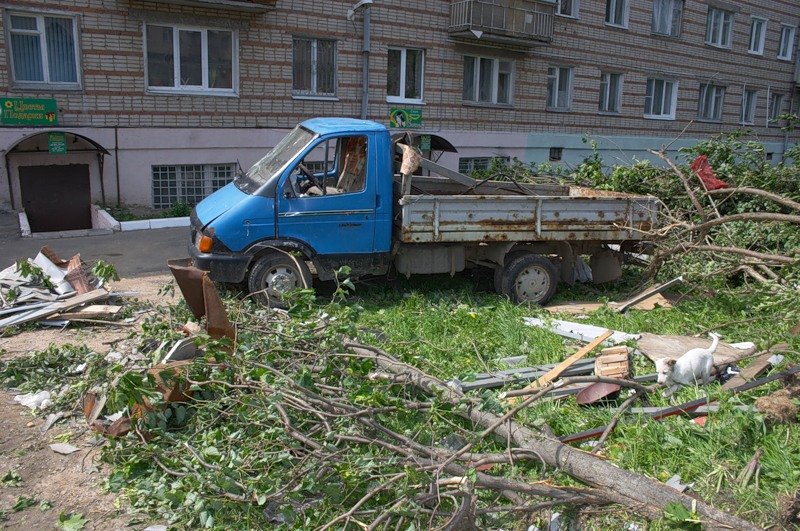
247;252;312;308
500;254;558;305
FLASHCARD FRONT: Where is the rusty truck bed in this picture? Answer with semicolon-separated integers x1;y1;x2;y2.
394;178;659;244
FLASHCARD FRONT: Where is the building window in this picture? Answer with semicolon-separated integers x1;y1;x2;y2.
697;83;725;121
556;0;578;18
740;89;757;125
599;72;623;113
705;8;733;48
748;17;767;55
644;78;677;119
605;0;628;27
778;25;797;61
145;24;235;94
547;66;573;111
652;0;682;37
152;163;235;209
387;47;424;103
549;147;564;162
293;37;336;98
769;93;785;122
7;12;80;88
458;157;510;175
463;56;513;105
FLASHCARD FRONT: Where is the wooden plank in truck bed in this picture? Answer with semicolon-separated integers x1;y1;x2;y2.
397;192;658;244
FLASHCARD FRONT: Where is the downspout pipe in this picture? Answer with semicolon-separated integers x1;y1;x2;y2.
349;0;373;120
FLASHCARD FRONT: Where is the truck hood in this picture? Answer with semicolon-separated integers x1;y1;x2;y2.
194;182;249;228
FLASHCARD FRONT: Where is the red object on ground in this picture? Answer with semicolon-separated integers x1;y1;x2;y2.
692;416;708;427
690;155;729;190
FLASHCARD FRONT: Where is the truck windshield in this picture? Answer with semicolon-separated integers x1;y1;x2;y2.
235;125;316;194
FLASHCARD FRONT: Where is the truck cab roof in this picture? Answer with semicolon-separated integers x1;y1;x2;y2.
300;117;387;136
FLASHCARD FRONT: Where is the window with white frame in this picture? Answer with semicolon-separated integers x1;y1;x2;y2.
557;0;578;18
748;17;767;55
547;66;573;110
599;72;623;113
652;0;683;37
458;156;510;175
145;24;235;94
705;8;733;48
697;83;725;121
769;93;785;121
605;0;628;27
293;37;336;97
463;56;513;105
387;47;424;103
7;12;80;88
644;78;677;119
778;24;796;60
152;163;235;209
740;89;757;125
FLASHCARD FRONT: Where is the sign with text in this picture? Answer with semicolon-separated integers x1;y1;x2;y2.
48;132;67;154
1;98;58;126
389;108;422;129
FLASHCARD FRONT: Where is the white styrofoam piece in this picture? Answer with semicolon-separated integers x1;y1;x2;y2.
523;317;639;344
32;254;73;295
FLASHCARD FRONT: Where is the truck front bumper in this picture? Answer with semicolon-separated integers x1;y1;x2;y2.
189;242;252;284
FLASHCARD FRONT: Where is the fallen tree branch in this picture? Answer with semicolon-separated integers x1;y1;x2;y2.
346;341;759;530
706;187;800;212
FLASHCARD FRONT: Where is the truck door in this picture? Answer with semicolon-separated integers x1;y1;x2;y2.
277;134;376;255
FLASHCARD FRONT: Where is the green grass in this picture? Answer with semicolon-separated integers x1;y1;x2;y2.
2;268;798;530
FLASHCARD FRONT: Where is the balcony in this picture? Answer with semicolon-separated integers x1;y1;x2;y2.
157;0;275;12
449;0;554;48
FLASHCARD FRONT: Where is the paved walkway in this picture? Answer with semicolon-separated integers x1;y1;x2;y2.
0;211;188;278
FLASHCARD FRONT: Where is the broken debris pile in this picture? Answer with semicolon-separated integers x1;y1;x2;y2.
0;247;114;331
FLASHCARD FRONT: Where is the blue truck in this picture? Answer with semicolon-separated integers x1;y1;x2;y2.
189;118;659;306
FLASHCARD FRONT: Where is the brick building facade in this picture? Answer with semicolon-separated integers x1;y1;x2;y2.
1;0;798;229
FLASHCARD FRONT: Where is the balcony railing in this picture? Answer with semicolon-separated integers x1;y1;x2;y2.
449;0;554;47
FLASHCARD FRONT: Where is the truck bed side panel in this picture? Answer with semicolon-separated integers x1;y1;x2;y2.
398;194;658;244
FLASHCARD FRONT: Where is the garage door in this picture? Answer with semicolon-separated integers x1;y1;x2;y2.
19;164;91;232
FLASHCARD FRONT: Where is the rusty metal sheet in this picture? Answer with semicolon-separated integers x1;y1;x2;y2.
576;382;621;405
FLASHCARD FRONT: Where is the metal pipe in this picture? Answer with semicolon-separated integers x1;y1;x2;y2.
360;3;371;120
4;151;14;210
114;126;121;206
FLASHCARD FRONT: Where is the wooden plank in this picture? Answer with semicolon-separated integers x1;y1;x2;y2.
56;304;122;320
614;276;683;312
721;352;774;390
0;289;108;330
637;332;756;366
507;330;613;402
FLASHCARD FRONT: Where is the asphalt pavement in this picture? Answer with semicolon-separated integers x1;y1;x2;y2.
0;211;188;278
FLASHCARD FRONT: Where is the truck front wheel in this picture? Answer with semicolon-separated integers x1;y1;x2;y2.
500;254;558;305
247;252;312;308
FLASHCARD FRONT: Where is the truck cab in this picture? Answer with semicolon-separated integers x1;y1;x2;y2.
190;118;394;305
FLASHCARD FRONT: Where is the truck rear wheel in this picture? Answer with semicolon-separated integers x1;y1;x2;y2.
247;252;312;308
500;254;558;305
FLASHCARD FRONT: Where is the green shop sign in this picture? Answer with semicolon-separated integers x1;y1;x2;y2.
389;108;422;129
48;132;67;154
1;98;58;126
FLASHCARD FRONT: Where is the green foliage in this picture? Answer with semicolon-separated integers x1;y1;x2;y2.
91;260;120;283
1;470;22;487
15;261;55;290
164;202;192;218
662;502;702;530
12;496;37;512
57;512;87;531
